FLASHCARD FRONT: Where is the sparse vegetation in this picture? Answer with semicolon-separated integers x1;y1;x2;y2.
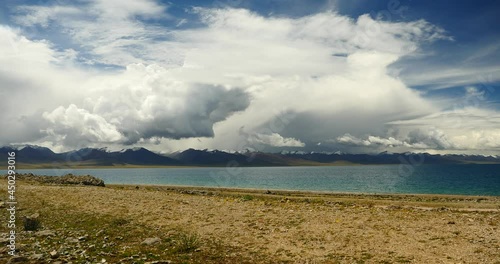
174;232;201;253
241;194;254;201
111;217;130;227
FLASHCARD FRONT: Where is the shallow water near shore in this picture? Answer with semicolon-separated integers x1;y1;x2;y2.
6;164;500;196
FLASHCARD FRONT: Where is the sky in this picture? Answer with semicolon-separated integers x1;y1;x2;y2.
0;0;499;154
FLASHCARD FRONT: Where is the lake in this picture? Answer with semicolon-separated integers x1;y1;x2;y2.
6;164;500;196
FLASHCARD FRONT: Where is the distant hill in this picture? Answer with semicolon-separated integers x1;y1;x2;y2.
115;148;180;165
172;149;248;166
2;145;499;168
61;148;113;165
17;145;59;163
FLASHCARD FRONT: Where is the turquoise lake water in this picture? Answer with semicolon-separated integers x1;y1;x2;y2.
6;164;500;196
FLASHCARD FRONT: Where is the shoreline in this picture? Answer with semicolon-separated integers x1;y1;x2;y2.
108;183;500;199
8;173;500;198
6;171;500;198
7;165;500;198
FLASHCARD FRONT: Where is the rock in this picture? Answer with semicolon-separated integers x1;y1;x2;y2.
447;221;456;224
66;237;79;243
27;213;40;219
35;230;56;237
141;237;161;245
50;250;59;259
78;235;88;241
146;261;172;264
30;253;44;260
23;213;41;231
0;201;5;208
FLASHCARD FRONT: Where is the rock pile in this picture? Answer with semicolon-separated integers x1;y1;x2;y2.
5;173;105;187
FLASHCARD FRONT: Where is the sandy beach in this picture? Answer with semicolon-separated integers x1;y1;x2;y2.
1;180;499;263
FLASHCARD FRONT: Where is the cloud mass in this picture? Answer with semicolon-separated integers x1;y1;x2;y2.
41;64;250;147
1;1;500;154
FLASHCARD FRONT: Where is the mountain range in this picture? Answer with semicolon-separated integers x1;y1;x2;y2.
1;145;499;168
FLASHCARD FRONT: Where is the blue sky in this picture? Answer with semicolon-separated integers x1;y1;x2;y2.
0;0;499;154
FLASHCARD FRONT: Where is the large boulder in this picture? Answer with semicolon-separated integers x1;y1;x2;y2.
4;173;105;187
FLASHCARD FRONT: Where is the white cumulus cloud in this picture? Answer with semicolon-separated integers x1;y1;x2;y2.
2;3;500;154
249;133;305;147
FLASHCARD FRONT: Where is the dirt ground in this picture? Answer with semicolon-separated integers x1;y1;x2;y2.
1;181;499;263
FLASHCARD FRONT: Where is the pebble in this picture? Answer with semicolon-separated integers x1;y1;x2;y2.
50;250;59;259
141;237;161;245
35;230;56;237
30;253;44;260
66;237;79;243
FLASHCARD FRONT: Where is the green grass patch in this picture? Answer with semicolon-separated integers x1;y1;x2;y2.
241;194;254;201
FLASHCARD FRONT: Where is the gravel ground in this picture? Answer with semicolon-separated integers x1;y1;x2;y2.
0;181;499;263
